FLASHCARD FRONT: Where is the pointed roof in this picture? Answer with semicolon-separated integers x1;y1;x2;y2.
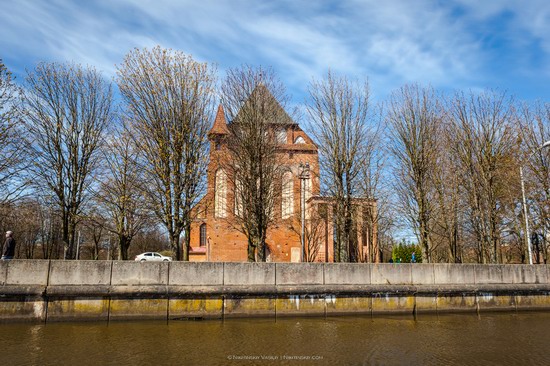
209;104;230;135
236;84;297;126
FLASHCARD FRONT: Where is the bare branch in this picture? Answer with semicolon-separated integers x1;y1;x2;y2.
22;62;113;259
117;46;216;260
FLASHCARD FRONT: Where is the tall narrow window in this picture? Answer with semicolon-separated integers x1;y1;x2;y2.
215;169;227;218
276;128;287;144
234;178;243;217
304;177;312;219
281;171;294;219
200;223;207;247
265;246;272;262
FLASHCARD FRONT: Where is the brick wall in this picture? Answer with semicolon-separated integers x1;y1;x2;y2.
190;122;320;262
189;106;377;263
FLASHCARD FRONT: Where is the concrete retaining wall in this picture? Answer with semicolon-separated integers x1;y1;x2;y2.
1;261;550;322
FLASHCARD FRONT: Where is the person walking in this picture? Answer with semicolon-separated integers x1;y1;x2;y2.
1;231;16;260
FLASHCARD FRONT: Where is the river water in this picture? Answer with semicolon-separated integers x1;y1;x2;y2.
1;312;549;365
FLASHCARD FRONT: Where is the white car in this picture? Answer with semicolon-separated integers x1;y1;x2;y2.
134;252;172;262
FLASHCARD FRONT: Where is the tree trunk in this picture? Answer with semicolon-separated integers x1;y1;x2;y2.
119;236;130;260
257;232;266;262
183;223;191;261
247;237;256;262
62;214;70;259
170;233;182;261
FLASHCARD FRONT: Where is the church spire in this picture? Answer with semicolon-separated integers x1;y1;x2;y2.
209;104;230;136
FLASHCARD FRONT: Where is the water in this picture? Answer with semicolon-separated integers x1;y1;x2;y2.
1;312;550;365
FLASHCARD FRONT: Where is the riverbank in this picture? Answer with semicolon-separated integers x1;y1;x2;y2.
1;260;549;322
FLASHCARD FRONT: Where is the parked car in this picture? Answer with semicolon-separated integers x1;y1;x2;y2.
134;252;172;262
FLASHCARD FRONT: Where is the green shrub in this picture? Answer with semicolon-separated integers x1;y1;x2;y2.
391;241;422;263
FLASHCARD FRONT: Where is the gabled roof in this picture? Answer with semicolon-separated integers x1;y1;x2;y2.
234;84;297;126
209;104;230;135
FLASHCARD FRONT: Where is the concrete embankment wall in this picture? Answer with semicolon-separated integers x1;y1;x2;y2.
1;260;550;322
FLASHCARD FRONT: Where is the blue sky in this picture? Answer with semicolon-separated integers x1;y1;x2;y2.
1;0;550;105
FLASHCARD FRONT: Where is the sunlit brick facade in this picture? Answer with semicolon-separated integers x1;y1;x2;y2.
189;93;377;262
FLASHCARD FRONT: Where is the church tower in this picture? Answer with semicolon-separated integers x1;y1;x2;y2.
189;87;375;263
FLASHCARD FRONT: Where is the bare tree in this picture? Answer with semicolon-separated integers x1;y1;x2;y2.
304;214;325;262
357;109;385;263
22;62;113;259
431;114;466;263
0;199;40;258
362;131;398;264
117;46;216;261
519;102;550;262
432;155;465;263
132;227;170;257
448;90;518;263
37;199;64;259
306;70;372;262
80;212;105;260
0;60;28;203
14;199;42;259
221;66;287;262
94;128;151;259
289;206;325;262
387;84;441;263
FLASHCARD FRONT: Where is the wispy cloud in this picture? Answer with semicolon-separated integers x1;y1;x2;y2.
1;0;549;101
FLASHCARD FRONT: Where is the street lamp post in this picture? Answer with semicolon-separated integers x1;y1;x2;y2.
299;162;310;262
520;140;550;265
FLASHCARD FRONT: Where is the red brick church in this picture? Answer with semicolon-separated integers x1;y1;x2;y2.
189;91;377;262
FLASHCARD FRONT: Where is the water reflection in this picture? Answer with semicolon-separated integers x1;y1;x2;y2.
1;312;550;365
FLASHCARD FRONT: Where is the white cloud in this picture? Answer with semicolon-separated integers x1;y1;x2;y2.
0;0;549;101
453;0;550;72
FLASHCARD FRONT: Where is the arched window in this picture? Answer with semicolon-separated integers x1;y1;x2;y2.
294;136;306;144
200;223;207;247
214;169;227;218
281;171;294;219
